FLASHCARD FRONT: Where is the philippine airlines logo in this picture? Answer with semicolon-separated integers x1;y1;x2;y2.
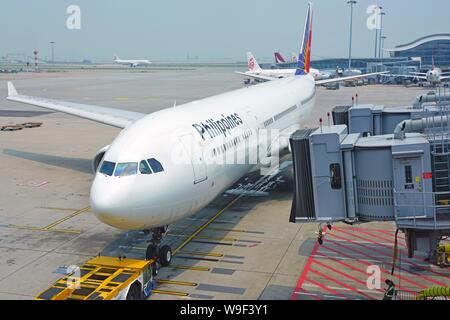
248;58;255;71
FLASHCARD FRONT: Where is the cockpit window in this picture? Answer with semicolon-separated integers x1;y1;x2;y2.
148;158;164;173
99;161;116;176
114;162;138;177
139;160;152;174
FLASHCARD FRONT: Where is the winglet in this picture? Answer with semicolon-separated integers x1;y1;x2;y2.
7;82;18;97
295;2;313;76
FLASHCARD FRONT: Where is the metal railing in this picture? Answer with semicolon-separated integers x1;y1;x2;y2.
393;190;450;229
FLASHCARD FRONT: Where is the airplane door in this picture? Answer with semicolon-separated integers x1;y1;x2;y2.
179;134;208;184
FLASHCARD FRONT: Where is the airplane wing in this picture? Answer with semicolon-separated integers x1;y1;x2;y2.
235;71;274;82
6;82;145;129
315;71;390;86
381;74;427;80
410;72;427;76
441;76;450;81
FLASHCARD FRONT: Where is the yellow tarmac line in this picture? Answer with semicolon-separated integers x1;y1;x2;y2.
157;279;198;287
152;289;189;297
208;227;247;233
195;235;237;242
172;196;242;255
180;251;223;258
170;265;210;272
171;166;279;256
43;207;90;230
8;225;82;234
37;207;81;212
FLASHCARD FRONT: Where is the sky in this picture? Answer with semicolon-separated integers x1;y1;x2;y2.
1;0;449;62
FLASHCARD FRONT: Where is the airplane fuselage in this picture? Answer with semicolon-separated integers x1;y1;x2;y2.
246;68;329;81
114;59;152;67
91;75;316;230
427;68;442;84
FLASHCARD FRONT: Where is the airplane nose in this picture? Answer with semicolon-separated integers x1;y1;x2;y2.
90;177;134;229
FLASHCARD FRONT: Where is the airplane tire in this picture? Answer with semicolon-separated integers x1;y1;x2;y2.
145;244;157;261
159;245;172;267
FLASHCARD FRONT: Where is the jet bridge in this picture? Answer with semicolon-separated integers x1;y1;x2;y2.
290;103;450;260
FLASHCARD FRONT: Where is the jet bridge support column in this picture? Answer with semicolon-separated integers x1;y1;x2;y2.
341;133;361;220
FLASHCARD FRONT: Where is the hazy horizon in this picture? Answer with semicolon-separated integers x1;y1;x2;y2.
1;0;449;63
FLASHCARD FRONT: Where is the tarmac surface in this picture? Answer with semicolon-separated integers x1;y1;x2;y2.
0;67;448;300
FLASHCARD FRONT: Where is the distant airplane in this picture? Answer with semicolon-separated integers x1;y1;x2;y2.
237;52;331;81
6;3;387;268
383;57;450;85
291;53;298;63
334;66;362;78
274;52;287;64
113;54;152;67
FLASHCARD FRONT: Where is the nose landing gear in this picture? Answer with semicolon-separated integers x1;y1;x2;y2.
145;226;173;267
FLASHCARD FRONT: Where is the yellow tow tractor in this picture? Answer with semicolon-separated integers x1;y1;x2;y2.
437;244;450;268
35;256;157;300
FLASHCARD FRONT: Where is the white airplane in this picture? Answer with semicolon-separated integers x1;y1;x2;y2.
6;3;386;267
236;52;331;81
113;54;152;67
383;58;450;85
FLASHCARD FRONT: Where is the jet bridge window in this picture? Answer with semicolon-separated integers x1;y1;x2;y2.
99;161;116;176
139;160;152;175
330;163;342;190
114;162;138;177
147;158;164;173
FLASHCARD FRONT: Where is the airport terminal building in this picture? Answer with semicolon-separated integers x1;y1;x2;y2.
386;34;450;69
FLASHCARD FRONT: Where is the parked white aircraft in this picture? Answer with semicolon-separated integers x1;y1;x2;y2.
6;3;385;267
236;52;331;81
113;54;152;67
383;58;450;85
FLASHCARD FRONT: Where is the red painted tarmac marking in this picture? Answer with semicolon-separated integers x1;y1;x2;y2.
343;226;405;239
333;227;450;281
310;267;372;300
316;251;387;293
320;245;417;294
327;233;449;286
334;226;406;247
325;239;429;289
312;260;377;300
290;228;325;300
305;277;347;300
293;288;322;300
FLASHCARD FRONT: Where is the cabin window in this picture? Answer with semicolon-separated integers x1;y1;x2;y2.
148;158;164;173
139;160;152;175
99;161;116;176
114;162;138;177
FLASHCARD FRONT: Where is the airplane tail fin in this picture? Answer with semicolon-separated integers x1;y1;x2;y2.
295;2;313;76
113;54;119;61
247;52;262;72
274;52;286;64
291;52;298;63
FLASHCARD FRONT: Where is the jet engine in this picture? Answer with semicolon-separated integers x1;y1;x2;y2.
92;145;110;174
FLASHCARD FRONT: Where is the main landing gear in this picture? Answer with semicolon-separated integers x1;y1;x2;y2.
145;226;172;268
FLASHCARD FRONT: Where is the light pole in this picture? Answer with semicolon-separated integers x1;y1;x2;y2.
50;41;55;64
347;0;357;70
381;36;387;60
374;5;382;58
378;12;386;59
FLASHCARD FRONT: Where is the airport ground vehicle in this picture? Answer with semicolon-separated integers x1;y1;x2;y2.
35;256;157;300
